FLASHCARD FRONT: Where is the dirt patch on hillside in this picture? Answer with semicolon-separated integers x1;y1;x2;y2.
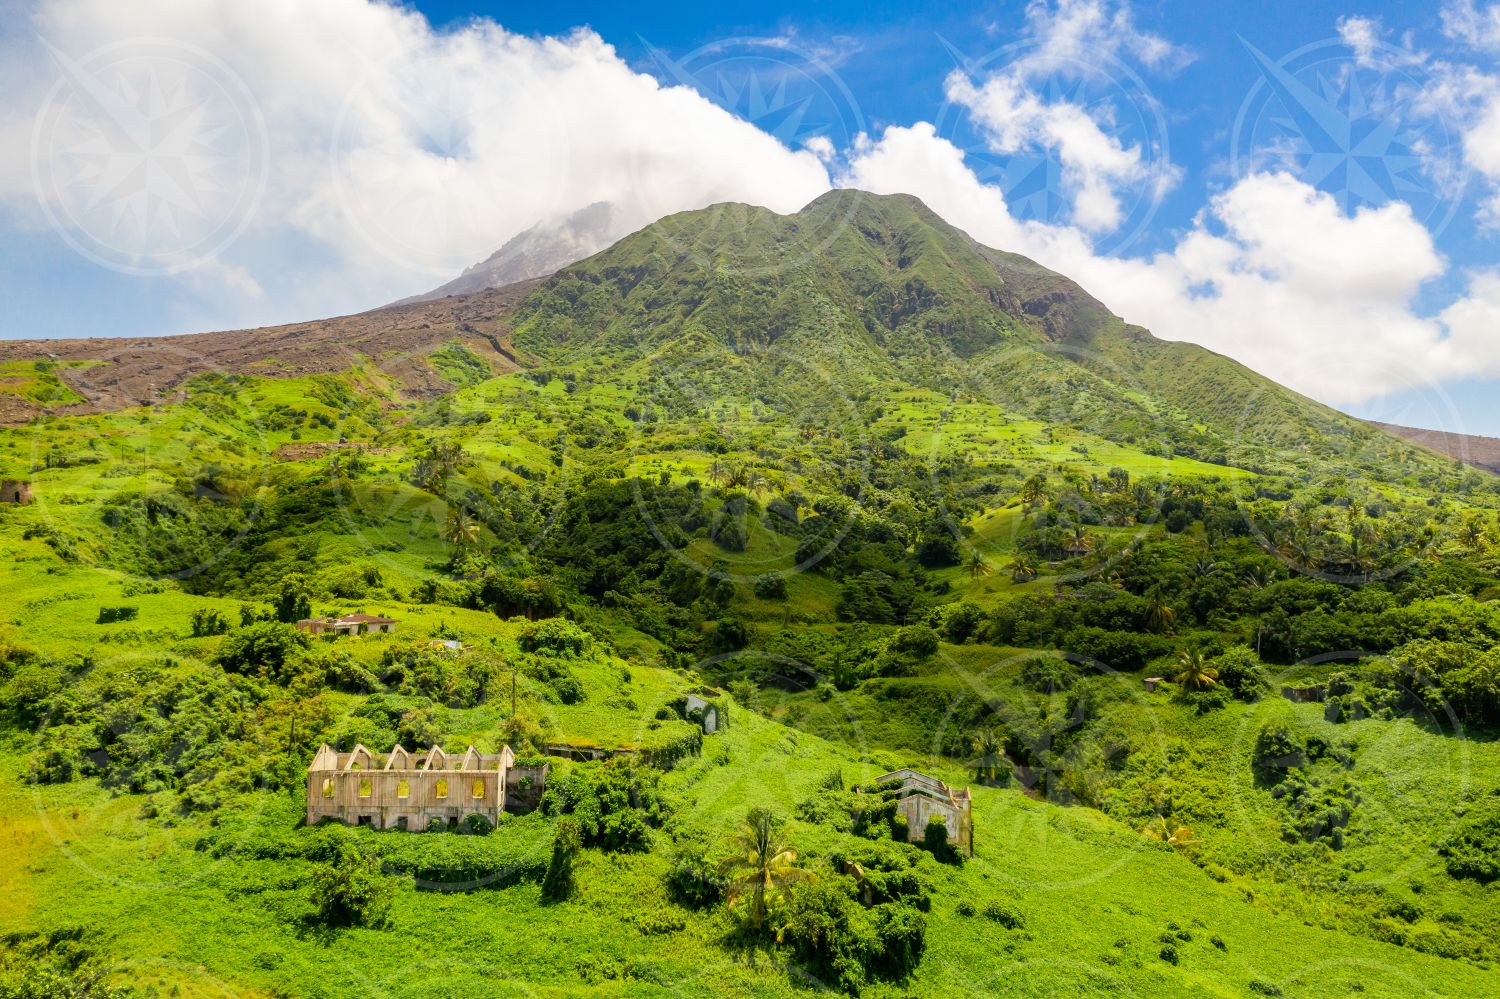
0;280;541;425
273;441;399;462
1372;421;1500;476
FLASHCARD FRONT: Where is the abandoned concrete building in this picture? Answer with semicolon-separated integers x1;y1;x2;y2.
875;768;974;857
296;613;398;637
306;743;548;830
0;480;32;505
683;687;728;734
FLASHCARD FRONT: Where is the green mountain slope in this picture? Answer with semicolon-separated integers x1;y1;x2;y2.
510;191;1436;479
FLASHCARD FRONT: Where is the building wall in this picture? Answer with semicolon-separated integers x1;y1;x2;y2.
0;481;31;505
504;764;549;813
894;794;973;857
306;769;503;829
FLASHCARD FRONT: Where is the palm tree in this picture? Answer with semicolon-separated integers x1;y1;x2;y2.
1458;517;1487;551
1064;523;1094;556
1141;816;1200;850
1145;593;1176;634
1172;648;1219;690
971;728;1005;783
969;553;992;580
1009;555;1039;582
445;508;480;550
1021;473;1048;514
708;459;728;487
719;808;809;932
1242;564;1277;590
1190;556;1219;581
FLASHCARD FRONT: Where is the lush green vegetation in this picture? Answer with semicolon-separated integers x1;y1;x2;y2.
2;193;1499;997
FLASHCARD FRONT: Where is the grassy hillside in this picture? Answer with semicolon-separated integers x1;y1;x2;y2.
2;193;1499;997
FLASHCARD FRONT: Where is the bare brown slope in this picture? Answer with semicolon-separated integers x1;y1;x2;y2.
1371;421;1500;476
0;279;540;424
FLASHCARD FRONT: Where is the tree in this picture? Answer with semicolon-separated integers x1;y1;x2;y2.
1021;473;1048;513
445;508;480;551
1172;648;1219;690
719;807;809;932
968;553;991;580
971;728;1006;784
541;817;582;901
1141;817;1200;851
1009;555;1039;582
1145;592;1176;634
217;622;310;680
1457;517;1488;551
274;574;313;624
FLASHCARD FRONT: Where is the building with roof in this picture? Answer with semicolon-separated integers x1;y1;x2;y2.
306;743;548;830
296;613;397;636
874;768;974;857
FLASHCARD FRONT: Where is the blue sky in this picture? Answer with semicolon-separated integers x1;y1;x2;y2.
3;0;1500;435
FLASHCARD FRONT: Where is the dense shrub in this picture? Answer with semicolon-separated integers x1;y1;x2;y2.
982;899;1024;929
1252;723;1305;783
541;817;582;901
190;607;231;637
519;619;593;656
754;574;789;600
307;827;393;927
540;759;668;851
776;875;927;991
1440;797;1500;882
216;622;310;680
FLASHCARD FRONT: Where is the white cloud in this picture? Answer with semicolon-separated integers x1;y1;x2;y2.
0;0;834;324
1020;0;1189;74
941;0;1183;236
1337;16;1383;65
1442;0;1500;50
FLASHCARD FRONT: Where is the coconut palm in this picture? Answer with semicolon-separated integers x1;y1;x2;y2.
968;552;992;579
1172;648;1219;690
719;808;809;932
1009;555;1040;582
1145;593;1177;634
971;728;1006;784
1021;473;1048;513
1189;556;1220;581
444;508;480;550
1141;816;1200;850
1242;564;1278;590
1458;517;1487;551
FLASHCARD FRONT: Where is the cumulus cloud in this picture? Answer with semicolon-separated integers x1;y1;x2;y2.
0;0;833;322
1020;0;1189;74
940;0;1183;236
1442;0;1500;51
